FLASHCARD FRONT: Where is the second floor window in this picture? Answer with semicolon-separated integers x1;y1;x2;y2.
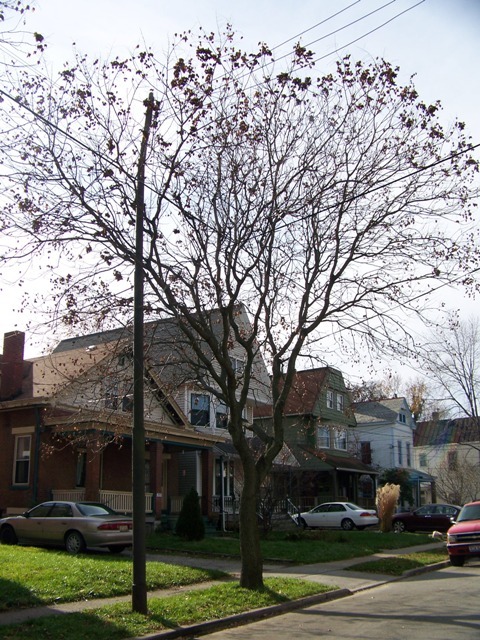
191;393;210;426
216;402;228;429
361;441;372;465
419;453;427;467
334;428;347;450
447;450;458;471
406;442;412;467
317;426;330;448
397;440;403;465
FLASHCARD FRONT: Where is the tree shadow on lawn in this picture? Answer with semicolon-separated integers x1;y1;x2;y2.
0;577;44;610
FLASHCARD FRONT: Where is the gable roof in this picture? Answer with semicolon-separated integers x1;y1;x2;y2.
255;367;346;418
353;397;410;426
414;417;480;446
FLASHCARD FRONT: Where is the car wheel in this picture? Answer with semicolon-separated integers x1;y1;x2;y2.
393;520;406;533
0;525;18;545
449;555;465;567
108;545;125;554
341;518;354;531
65;530;86;554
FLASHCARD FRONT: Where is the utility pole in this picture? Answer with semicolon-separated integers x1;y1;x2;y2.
132;92;155;615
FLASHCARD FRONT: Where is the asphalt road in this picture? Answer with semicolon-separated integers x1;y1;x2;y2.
201;560;480;640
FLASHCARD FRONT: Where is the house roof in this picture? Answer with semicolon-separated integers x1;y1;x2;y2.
414;417;480;446
353;397;409;425
254;367;338;418
276;442;378;474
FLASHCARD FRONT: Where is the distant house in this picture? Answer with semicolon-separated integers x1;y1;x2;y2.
255;367;378;510
414;415;480;505
353;397;434;506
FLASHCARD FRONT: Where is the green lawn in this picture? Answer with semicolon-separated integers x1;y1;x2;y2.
0;579;333;640
347;550;448;575
146;528;436;564
0;546;225;610
0;530;442;640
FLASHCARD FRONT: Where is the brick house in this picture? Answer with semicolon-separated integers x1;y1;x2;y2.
0;305;272;523
0;330;224;519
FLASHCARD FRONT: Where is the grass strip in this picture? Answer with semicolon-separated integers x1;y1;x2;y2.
346;550;448;575
0;578;335;640
0;546;225;610
147;529;436;564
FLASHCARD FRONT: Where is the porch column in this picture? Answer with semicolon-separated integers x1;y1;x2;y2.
201;448;214;517
150;441;164;516
84;439;102;501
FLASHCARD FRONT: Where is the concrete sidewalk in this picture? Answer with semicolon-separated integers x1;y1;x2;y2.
0;542;448;632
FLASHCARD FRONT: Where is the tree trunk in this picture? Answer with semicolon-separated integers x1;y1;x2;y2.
239;463;264;589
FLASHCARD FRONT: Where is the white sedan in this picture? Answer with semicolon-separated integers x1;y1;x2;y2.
295;502;379;531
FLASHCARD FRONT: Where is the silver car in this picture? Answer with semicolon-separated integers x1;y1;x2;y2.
0;501;133;554
295;501;379;531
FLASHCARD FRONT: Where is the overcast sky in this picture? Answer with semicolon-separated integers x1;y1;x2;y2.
1;0;479;377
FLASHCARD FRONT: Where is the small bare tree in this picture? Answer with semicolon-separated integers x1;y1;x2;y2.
0;28;479;590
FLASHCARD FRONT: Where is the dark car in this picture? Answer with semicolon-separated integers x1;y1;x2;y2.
392;503;461;533
447;500;480;566
0;501;132;554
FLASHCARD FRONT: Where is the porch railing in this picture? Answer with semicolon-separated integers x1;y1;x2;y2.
99;490;153;514
52;489;86;502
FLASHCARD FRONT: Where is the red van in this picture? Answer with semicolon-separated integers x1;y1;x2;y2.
447;500;480;567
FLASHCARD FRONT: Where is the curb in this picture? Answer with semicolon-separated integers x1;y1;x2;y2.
126;588;353;640
126;560;450;640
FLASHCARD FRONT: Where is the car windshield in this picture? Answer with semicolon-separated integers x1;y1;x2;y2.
76;503;119;517
456;504;480;522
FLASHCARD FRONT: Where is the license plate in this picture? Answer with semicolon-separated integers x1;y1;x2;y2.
119;525;128;532
469;545;480;552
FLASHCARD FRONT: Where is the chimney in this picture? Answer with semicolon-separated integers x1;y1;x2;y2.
0;331;26;400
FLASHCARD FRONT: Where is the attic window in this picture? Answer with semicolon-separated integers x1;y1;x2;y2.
326;390;334;409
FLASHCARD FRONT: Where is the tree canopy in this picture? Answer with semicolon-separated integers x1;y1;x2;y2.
0;27;479;589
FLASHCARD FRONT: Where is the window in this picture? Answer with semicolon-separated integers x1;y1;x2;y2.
104;377;120;410
398;412;407;423
397;440;403;465
230;357;244;375
334;428;347;450
447;450;457;471
215;458;235;496
316;426;330;448
13;435;31;485
216;402;228;429
191;393;210;426
419;453;427;467
336;393;344;412
361;441;372;465
406;442;411;467
326;390;334;409
76;450;86;487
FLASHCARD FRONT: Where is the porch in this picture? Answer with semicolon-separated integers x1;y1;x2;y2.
51;489;154;514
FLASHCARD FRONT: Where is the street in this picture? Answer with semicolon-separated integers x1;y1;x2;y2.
202;561;480;640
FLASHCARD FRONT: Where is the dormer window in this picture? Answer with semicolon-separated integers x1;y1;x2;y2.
336;393;344;411
230;357;245;375
399;411;407;423
326;390;334;409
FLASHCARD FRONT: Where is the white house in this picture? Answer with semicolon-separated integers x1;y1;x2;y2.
353;397;434;506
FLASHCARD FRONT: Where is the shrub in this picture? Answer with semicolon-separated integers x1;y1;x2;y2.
175;488;205;541
376;483;400;533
